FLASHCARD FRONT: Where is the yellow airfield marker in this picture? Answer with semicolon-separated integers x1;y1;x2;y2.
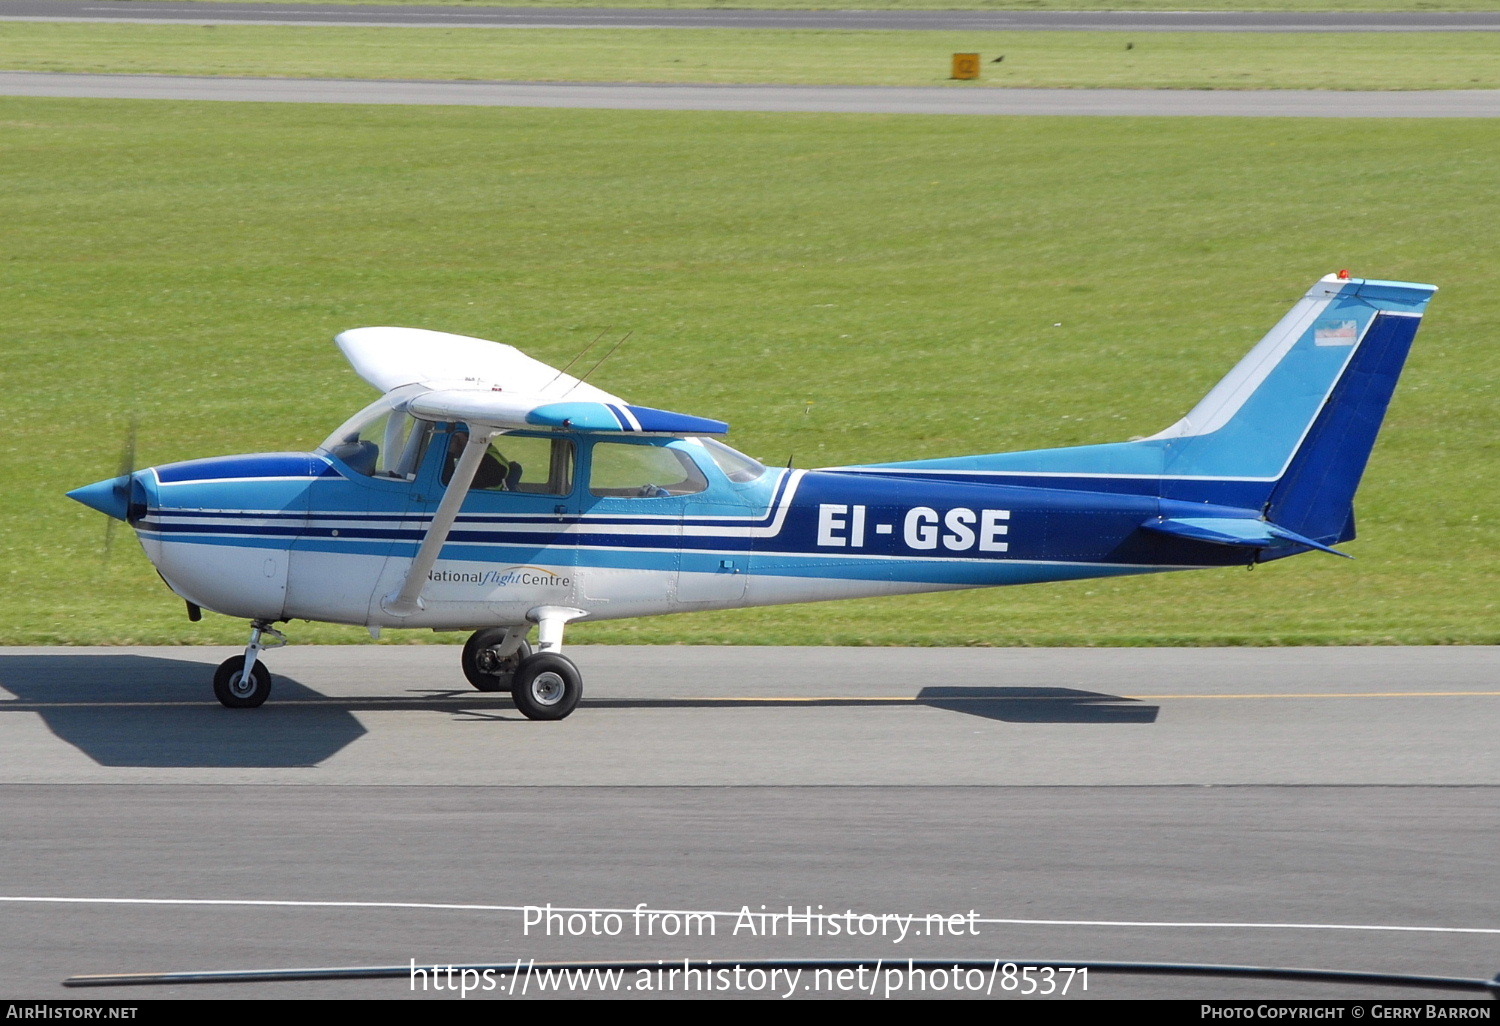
951;53;981;80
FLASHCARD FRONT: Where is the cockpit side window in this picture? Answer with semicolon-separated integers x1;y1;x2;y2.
589;441;709;498
443;431;575;496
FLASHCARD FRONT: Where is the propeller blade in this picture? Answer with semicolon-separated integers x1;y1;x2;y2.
116;414;137;480
103;416;138;561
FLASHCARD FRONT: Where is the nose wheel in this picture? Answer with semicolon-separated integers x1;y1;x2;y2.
213;656;272;709
214;620;285;709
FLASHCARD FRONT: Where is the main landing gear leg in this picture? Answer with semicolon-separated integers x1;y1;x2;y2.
213;620;286;709
511;606;587;721
462;625;532;693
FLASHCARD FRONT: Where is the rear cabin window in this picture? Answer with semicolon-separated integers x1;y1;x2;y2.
589;442;708;498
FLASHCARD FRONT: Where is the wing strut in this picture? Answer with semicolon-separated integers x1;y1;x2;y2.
381;429;498;617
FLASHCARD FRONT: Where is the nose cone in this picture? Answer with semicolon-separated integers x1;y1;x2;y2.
67;475;135;522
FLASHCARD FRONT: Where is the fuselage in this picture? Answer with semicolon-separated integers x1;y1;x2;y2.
63;276;1436;637
118;425;1245;631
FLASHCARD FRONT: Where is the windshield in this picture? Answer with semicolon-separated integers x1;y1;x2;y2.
696;437;766;483
318;389;432;480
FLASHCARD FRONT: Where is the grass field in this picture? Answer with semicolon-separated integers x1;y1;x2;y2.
6;98;1495;647
5;23;1499;90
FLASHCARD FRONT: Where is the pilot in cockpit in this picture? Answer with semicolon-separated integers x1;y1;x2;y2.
442;430;517;491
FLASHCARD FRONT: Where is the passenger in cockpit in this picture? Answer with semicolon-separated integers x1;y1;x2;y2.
442;431;513;491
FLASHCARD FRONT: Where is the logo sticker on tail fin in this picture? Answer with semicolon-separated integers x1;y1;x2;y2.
1314;320;1359;346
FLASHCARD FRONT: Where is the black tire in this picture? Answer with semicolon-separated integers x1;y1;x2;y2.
213;656;272;709
511;653;582;721
462;629;531;692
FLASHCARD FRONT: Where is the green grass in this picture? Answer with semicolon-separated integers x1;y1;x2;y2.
5;99;1496;647
5;23;1499;90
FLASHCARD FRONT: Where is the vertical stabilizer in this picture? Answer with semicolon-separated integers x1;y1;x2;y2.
837;275;1437;540
1146;276;1436;500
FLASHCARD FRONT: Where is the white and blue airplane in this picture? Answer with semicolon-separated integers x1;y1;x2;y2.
69;273;1436;719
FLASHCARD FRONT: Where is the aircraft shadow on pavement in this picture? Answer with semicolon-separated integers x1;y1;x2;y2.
915;686;1159;723
571;686;1159;723
0;653;367;768
0;655;1158;768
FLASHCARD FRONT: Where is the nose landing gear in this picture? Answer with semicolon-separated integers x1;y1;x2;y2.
213;620;285;709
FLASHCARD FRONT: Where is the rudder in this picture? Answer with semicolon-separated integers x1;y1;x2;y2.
1262;307;1425;545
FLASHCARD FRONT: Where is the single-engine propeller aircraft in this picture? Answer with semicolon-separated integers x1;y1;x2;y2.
69;273;1435;719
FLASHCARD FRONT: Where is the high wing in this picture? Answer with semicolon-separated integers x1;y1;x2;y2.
337;326;728;436
337;326;623;400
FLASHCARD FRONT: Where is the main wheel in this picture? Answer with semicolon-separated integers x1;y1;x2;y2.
462;629;531;692
511;653;582;721
213;656;272;709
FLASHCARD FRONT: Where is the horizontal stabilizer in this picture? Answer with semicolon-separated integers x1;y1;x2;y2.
1142;517;1352;558
409;390;728;436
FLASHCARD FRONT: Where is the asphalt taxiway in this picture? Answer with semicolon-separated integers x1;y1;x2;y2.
1;645;1497;786
0;645;1495;999
6;73;1500;117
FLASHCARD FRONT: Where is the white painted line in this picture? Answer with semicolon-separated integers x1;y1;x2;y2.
2;896;1495;936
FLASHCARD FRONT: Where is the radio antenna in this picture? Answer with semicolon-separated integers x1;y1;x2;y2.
564;330;632;397
542;329;609;395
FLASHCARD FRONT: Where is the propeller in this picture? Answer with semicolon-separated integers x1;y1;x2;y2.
102;415;139;561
